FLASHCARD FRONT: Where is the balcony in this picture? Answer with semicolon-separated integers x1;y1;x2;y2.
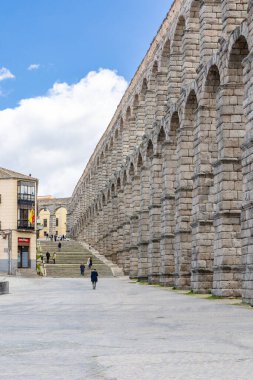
18;193;35;206
17;220;35;231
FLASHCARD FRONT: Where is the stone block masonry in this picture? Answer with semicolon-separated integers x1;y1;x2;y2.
68;0;253;305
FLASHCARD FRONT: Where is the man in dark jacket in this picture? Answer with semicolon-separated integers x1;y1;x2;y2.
46;251;50;263
91;268;98;289
80;263;85;276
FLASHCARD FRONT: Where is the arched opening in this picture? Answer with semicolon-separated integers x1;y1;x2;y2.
158;126;166;143
111;183;115;197
141;78;148;97
203;65;220;166
129;162;135;177
126;107;131;121
173;92;196;289
147;140;154;158
134;94;139;108
137;153;143;168
160;38;170;74
123;171;127;186
117;177;121;190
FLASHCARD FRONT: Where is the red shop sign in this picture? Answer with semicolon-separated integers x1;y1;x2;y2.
18;238;30;244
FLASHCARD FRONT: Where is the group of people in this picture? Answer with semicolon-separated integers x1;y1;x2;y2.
80;257;98;289
45;233;66;242
80;257;93;275
41;251;57;264
42;243;62;264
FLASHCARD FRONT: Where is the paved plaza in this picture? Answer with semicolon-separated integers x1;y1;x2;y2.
0;277;253;379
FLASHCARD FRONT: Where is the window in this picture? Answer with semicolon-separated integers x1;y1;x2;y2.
43;219;47;227
17;181;36;230
56;218;59;227
17;181;35;203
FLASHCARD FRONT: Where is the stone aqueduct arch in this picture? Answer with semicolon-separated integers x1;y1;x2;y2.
68;0;253;305
38;198;71;236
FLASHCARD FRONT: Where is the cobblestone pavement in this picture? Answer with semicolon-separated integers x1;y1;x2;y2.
0;277;253;380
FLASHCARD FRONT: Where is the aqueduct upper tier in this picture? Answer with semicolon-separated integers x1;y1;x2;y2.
68;0;253;305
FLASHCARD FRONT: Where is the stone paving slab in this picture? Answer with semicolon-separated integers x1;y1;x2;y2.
0;277;253;379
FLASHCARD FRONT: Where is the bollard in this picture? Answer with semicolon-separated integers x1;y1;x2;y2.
0;281;9;295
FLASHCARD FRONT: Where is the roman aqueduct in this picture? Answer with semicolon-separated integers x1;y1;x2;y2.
68;0;253;305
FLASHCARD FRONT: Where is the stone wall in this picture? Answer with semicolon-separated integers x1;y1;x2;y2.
68;0;253;305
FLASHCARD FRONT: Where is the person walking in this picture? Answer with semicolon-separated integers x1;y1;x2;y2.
53;252;56;264
80;263;85;276
58;242;62;252
91;268;98;289
87;257;92;269
46;251;50;264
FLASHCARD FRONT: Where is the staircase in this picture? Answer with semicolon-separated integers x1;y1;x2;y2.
39;240;113;278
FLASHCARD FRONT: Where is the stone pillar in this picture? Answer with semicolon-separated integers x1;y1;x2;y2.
102;200;110;258
116;129;123;172
155;72;168;121
241;48;253;305
174;124;194;289
190;103;218;293
111;193;119;263
122;180;132;274
212;83;245;297
144;89;156;134
138;165;150;281
148;153;163;284
221;0;247;37
160;140;176;286
128;116;137;152
135;99;146;145
122;119;130;159
111;141;118;175
50;211;56;236
199;0;222;65
106;197;114;260
182;22;200;84
168;17;184;104
116;189;125;268
106;147;112;179
129;174;141;278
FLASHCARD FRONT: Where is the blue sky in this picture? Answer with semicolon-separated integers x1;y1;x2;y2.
0;1;172;196
0;0;172;109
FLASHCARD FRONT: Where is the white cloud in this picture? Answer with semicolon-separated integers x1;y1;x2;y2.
0;67;15;81
0;69;128;197
27;64;40;71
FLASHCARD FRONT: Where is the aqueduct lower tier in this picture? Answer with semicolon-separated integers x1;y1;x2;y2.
69;0;253;305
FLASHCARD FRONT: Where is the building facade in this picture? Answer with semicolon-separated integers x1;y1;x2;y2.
68;0;253;305
38;196;70;238
0;168;38;274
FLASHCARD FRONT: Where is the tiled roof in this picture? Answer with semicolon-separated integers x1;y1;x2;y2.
0;167;38;181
